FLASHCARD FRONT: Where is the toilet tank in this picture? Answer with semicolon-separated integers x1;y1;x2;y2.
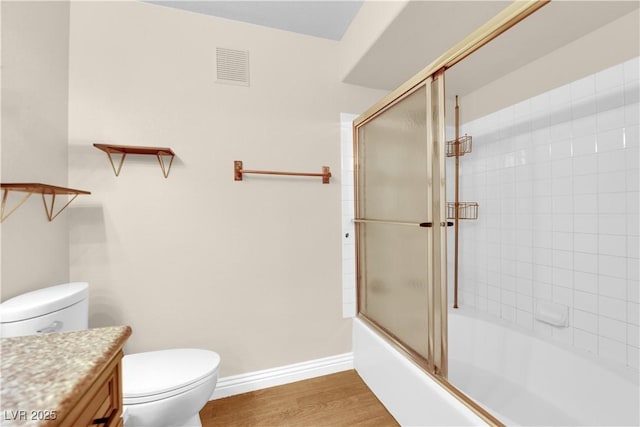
0;282;89;338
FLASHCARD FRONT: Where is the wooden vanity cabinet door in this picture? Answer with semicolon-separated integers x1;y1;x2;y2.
58;351;123;427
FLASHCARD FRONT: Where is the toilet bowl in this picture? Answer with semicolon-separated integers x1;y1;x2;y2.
123;349;220;427
0;283;220;427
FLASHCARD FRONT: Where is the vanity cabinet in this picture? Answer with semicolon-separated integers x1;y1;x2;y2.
58;350;124;427
0;326;131;427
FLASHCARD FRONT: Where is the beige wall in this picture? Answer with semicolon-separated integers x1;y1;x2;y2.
1;1;70;299
459;9;640;123
67;1;386;376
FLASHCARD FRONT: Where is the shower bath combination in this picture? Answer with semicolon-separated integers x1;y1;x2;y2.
351;0;639;425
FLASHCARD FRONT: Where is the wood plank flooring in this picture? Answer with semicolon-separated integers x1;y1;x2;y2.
200;370;399;427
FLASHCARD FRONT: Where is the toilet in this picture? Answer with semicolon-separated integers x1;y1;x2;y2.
0;282;220;427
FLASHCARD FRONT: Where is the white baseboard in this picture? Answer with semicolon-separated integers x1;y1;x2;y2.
210;352;354;400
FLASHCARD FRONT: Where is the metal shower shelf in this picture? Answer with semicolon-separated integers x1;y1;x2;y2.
447;201;479;220
446;134;473;157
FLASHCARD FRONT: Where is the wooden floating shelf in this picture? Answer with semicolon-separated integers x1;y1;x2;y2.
234;160;331;184
94;143;176;178
1;183;91;222
446;134;473;157
447;201;479;220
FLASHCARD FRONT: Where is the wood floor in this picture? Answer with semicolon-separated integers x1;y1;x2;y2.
200;370;399;427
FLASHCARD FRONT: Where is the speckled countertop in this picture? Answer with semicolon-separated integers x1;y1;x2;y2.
0;326;131;426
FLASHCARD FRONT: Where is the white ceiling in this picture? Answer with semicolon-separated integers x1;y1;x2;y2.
146;0;363;41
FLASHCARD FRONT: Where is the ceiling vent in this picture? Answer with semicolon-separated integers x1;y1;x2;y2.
216;47;249;86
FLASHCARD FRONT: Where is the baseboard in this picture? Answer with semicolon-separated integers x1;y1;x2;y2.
210;352;354;400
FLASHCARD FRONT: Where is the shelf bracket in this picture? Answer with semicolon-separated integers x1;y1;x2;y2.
157;153;174;178
103;151;126;177
1;189;34;223
41;192;80;222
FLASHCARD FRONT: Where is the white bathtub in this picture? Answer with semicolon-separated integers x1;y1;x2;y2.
354;311;640;426
449;308;639;426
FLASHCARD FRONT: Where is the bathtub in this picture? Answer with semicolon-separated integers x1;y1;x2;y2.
354;310;639;426
449;308;639;426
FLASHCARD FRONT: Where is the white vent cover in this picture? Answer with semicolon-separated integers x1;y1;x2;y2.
216;47;249;86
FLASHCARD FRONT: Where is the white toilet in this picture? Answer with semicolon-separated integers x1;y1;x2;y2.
0;282;220;427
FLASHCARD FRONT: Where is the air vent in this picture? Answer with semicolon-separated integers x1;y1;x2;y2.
216;47;249;86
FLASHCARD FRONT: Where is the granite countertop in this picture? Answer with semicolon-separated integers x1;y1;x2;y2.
0;326;132;426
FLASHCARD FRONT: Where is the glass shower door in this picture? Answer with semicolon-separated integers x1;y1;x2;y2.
354;74;447;376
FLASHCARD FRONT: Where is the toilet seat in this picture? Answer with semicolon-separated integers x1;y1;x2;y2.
123;349;220;405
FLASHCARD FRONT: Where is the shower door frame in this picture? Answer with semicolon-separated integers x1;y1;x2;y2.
354;71;447;376
352;1;548;425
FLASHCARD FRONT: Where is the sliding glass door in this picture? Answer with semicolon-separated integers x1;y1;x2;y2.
354;72;448;376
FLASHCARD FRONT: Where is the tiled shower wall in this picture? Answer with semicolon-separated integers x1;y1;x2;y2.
448;57;639;369
341;113;358;318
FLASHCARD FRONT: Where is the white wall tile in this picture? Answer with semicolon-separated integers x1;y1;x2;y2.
627;169;639;192
598;192;626;214
629;301;640;326
628;346;639;369
598;214;626;235
629;258;640;281
626;103;640;127
456;58;638;365
626;125;639;149
574;309;598;333
627;192;639;213
598;234;626;256
599;275;627;300
573;174;598;194
573;214;599;234
598;150;627;174
574;233;598;253
628;281;640;304
598;171;626;193
598;254;627;278
628;236;639;259
627;214;639;236
573;154;598;175
575;252;598;274
574;290;598;313
628;324;639;348
552;286;572;306
574;271;598;294
599;295;627;322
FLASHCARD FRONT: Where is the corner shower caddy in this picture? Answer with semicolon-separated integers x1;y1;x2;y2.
94;143;176;178
0;183;91;222
447;96;479;309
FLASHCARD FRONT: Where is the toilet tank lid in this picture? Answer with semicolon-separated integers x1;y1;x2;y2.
0;282;88;323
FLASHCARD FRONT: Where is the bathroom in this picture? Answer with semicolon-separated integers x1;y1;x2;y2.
1;0;638;426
